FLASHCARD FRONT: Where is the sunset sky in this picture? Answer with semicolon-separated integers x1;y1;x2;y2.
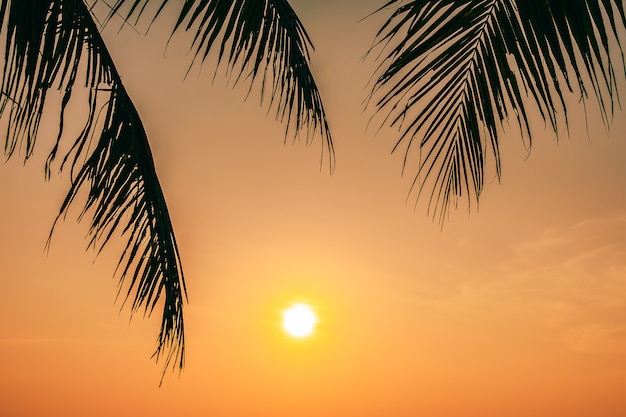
1;1;626;416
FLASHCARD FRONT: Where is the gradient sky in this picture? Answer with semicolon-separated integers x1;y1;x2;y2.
1;1;626;416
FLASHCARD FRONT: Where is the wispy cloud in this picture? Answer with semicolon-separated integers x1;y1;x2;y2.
488;211;626;352
412;211;626;353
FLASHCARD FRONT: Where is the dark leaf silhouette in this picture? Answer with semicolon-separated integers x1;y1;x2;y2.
0;0;185;381
112;0;334;162
369;0;625;223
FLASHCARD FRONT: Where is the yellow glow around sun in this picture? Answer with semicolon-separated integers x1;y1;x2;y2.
283;303;317;338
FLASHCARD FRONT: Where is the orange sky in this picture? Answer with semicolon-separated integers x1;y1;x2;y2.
1;1;626;416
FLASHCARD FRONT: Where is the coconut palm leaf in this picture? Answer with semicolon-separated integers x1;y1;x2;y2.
175;0;332;157
369;0;625;223
109;0;334;164
0;0;185;381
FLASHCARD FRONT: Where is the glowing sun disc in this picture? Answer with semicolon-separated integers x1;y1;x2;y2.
283;304;317;338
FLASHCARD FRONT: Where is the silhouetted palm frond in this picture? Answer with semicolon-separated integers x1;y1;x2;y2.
111;0;334;166
0;0;185;381
369;0;625;223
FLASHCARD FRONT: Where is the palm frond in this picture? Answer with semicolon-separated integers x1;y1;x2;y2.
514;0;626;124
0;0;186;382
369;0;625;223
111;0;334;168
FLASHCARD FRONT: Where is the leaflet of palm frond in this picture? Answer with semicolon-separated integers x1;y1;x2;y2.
0;0;186;382
514;0;625;126
109;0;333;168
1;0;67;158
55;84;186;382
370;0;625;222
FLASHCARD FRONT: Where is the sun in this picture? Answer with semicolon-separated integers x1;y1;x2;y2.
283;303;317;338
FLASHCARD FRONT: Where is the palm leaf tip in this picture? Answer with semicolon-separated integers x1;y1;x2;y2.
170;0;334;169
